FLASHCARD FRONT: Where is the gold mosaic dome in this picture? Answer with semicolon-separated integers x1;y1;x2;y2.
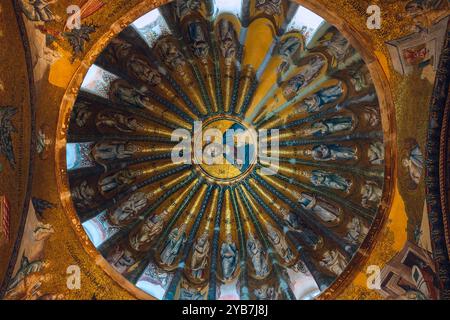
65;0;388;300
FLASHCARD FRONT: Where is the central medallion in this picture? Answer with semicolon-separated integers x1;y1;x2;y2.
193;115;257;185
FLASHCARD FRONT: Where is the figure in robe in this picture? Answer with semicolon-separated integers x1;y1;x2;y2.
179;285;204;300
278;37;301;61
310;144;357;161
320;32;353;63
218;19;238;65
255;0;282;15
71;181;95;209
297;193;341;224
176;0;201;19
303;116;353;137
368;142;385;165
188;22;209;59
320;250;348;276
254;285;279;300
295;82;344;114
110;81;145;108
362;105;381;127
246;235;270;278
91;142;138;163
267;225;294;263
72;102;92;127
6;273;52;300
292;260;309;274
5;256;53;300
127;54;161;86
277;37;301;75
220;234;238;281
283;74;306;99
279;208;322;250
96;112;142;133
361;181;382;208
130;212;167;252
19;0;57;22
106;38;133;62
108;192;147;226
159;41;186;72
99;170;137;194
110;81;162;114
190;232;210;280
283;57;324;98
6;256;47;293
279;208;301;230
310;170;352;192
403;145;423;185
160;224;187;265
344;217;369;244
142;262;170;289
107;247;136;274
350;66;372;92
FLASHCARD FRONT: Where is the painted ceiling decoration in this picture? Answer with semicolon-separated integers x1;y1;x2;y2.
64;0;388;300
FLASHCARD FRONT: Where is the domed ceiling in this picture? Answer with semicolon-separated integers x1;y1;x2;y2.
65;0;387;300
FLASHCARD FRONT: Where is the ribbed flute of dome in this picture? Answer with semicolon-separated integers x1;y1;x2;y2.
234;65;255;115
222;62;234;113
258;114;284;130
185;81;209;116
157;82;199;120
259;128;297;144
200;59;219;113
143;102;192;130
160;49;208;116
